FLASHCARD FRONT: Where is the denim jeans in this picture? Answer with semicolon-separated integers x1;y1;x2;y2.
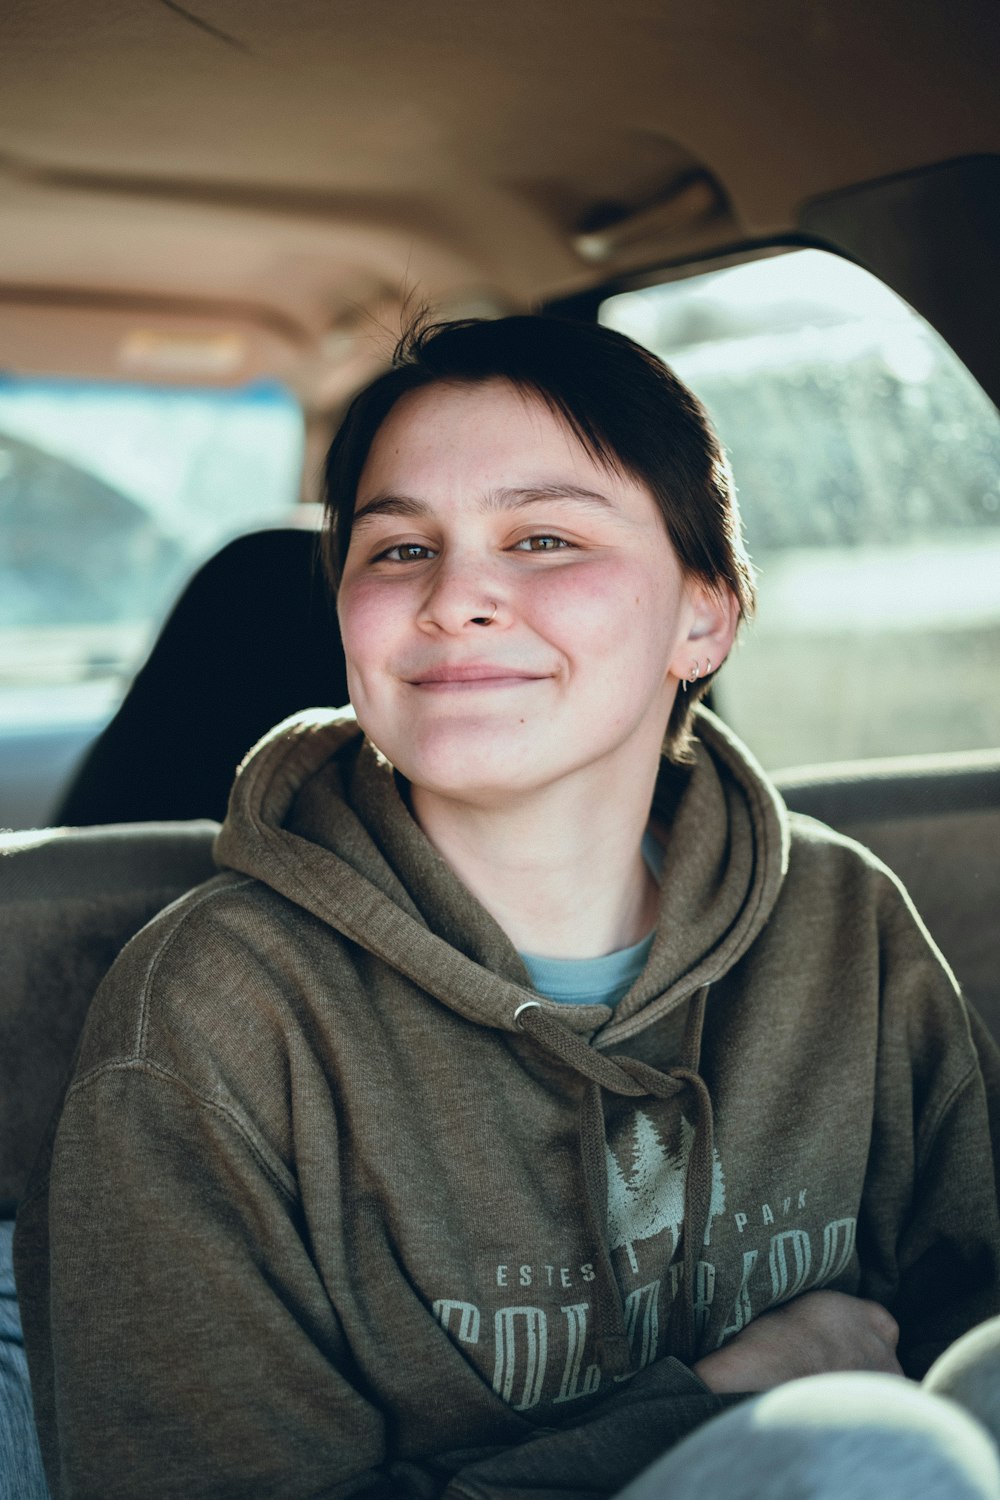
0;1223;48;1500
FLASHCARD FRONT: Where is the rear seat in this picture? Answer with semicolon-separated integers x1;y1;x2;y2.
2;748;998;1216
778;748;1000;1038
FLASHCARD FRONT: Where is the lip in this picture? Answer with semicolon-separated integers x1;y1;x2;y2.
405;664;548;687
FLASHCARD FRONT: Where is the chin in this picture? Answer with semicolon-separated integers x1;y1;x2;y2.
394;724;553;804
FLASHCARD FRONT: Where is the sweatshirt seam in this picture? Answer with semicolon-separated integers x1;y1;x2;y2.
64;1057;297;1202
133;874;259;1058
914;1060;979;1173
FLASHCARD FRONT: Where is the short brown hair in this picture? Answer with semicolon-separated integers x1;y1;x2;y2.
322;314;755;756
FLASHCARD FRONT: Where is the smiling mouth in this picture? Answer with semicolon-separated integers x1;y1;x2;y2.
406;666;548;689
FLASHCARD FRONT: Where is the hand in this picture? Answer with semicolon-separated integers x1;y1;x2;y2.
692;1290;903;1394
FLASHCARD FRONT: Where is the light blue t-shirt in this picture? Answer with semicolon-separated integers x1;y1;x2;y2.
519;828;663;1010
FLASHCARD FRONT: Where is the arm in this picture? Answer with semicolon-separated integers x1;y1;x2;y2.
864;878;1000;1377
692;888;1000;1393
434;1294;902;1494
890;1056;1000;1376
692;1291;902;1394
688;1060;998;1396
17;1064;396;1500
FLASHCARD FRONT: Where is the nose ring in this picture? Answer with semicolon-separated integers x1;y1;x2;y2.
479;600;498;625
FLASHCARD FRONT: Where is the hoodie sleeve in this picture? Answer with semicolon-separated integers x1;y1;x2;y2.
15;1052;736;1500
890;1046;1000;1377
17;1060;394;1500
431;1373;744;1500
858;871;1000;1379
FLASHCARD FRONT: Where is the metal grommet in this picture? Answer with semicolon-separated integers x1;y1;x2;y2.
513;999;542;1023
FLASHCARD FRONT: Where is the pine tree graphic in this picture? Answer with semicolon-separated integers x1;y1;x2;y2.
607;1110;726;1272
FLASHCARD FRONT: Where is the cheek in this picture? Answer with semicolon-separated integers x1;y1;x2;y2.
337;580;401;678
531;560;677;665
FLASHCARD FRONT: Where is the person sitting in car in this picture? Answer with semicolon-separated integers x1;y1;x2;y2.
14;315;1000;1499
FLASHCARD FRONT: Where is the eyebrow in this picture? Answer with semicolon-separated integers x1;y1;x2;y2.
351;483;617;527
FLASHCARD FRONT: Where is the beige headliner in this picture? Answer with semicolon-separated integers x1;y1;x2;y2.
1;0;998;405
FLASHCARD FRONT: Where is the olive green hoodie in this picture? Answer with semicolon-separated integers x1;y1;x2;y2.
15;708;1000;1499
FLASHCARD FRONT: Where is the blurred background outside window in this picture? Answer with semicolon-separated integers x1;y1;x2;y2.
0;379;304;823
601;249;1000;770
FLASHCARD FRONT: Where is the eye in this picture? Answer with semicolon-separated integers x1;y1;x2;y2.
512;534;573;552
376;542;437;563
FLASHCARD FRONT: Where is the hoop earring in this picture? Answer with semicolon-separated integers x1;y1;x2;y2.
682;657;711;693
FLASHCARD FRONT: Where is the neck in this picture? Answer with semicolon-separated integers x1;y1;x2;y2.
410;758;664;959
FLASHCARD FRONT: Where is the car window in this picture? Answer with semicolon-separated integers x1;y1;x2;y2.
600;249;1000;771
0;377;305;739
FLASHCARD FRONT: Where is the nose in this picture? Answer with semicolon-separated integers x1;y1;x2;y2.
418;551;504;633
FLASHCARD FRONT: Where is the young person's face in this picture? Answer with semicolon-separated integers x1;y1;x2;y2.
337;379;723;808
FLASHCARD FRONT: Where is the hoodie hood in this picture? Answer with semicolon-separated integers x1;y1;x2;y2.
214;704;789;1047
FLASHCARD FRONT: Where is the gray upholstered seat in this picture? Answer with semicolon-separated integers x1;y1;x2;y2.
777;749;1000;1038
0;821;217;1216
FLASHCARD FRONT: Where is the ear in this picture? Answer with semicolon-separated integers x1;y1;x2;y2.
669;581;740;685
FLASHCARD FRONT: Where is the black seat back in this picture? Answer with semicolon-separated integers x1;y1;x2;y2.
54;526;347;826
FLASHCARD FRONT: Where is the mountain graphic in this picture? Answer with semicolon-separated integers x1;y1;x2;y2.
607;1110;726;1272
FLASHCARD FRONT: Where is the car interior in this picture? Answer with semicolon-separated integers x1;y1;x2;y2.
1;0;998;1293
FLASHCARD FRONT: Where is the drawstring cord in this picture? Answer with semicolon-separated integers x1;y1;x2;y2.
515;988;714;1373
